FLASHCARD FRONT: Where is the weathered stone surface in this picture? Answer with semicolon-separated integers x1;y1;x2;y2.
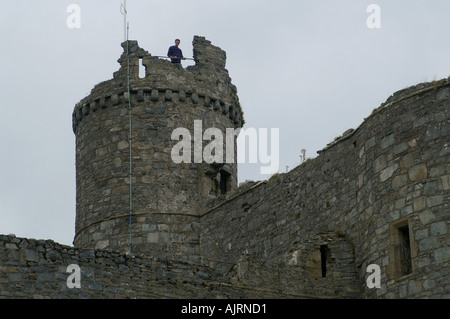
419;210;436;225
380;164;398;182
409;164;428;182
430;222;447;236
3;40;449;300
434;247;450;263
200;78;450;299
24;249;39;262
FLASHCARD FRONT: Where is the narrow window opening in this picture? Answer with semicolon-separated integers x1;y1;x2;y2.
320;245;329;277
219;170;230;195
398;225;412;276
139;58;145;79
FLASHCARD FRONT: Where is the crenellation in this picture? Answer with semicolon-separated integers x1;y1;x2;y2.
72;87;242;133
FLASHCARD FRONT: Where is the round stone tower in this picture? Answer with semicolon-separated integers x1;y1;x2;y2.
72;36;243;260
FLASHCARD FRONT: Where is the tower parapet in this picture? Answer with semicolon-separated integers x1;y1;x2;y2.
72;36;243;260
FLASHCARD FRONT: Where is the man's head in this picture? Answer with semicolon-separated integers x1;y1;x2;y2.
175;39;180;46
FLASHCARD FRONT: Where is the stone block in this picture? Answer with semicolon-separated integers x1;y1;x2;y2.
9;273;22;282
419;238;438;251
222;104;229;115
387;210;400;222
191;93;199;104
425;125;440;141
441;175;450;190
204;96;210;107
113;158;122;168
393;142;408;155
82;104;90;116
400;153;414;169
415;229;428;240
436;86;450;101
151;89;159;101
381;134;395;149
151;107;165;115
408;280;422;295
37;273;54;282
99;98;106;109
400;205;413;217
118;141;129;150
430;166;445;178
419;210;436;225
148;233;159;243
409;164;427;182
111;94;119;105
399;284;407;298
434;247;450;263
142;175;154;184
418;257;430;268
137;90;144;102
442;125;450;137
88;282;104;291
24;249;39;262
91;100;98;112
423;279;435;290
178;90;186;102
380;164;398;182
158;224;170;232
165;90;172;101
79;250;95;259
408;139;417;147
423;181;438;195
394;198;405;209
430;222;447;236
5;243;18;250
142;225;156;233
413;197;426;211
374;155;386;173
92;232;103;241
427;195;443;207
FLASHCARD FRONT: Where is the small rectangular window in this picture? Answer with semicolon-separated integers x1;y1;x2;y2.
220;170;230;195
388;220;416;279
320;245;329;277
398;225;412;276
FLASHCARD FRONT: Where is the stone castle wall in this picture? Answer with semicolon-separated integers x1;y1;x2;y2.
0;235;313;299
199;79;450;298
1;36;448;298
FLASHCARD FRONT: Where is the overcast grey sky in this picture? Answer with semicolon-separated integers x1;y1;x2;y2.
1;0;449;246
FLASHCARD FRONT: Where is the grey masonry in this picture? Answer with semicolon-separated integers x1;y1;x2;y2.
0;36;449;298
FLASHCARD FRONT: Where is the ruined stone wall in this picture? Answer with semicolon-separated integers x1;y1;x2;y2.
200;79;450;299
0;235;309;299
72;37;243;259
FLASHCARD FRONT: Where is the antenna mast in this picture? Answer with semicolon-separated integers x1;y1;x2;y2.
121;0;128;42
121;0;133;253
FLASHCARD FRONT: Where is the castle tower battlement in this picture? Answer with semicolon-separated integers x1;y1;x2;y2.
73;36;243;133
72;36;243;259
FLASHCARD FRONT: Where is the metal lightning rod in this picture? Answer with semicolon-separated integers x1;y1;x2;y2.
121;0;128;42
121;0;133;253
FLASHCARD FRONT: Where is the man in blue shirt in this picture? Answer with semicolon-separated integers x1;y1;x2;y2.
167;39;186;65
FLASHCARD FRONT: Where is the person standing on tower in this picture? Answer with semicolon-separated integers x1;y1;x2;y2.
168;39;186;65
